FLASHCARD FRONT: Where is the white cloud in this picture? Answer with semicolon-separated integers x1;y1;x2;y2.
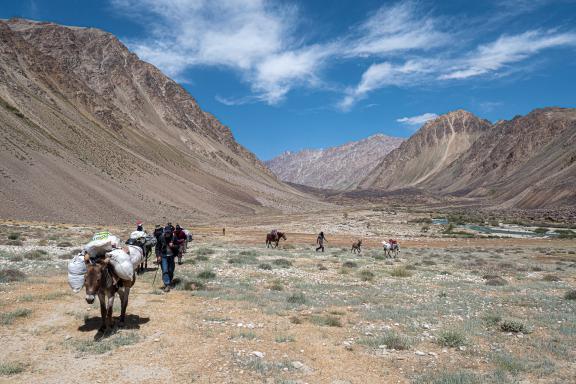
110;0;576;110
338;60;434;110
345;1;449;57
112;0;311;104
440;30;576;80
397;113;438;126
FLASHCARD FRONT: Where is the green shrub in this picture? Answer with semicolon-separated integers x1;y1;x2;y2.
69;332;139;354
0;269;26;283
500;320;528;333
174;279;205;291
564;290;576;300
5;240;23;246
286;292;306;304
197;270;216;280
23;250;50;261
273;258;292;268
195;255;209;261
311;315;342;327
492;352;526;375
0;308;32;325
342;261;358;268
239;250;257;257
482;313;502;326
0;362;24;376
258;263;272;270
437;330;467;347
359;270;375;281
533;227;548;234
275;335;295;343
57;241;73;247
358;331;412;350
390;267;412;277
7;233;20;240
542;274;561;282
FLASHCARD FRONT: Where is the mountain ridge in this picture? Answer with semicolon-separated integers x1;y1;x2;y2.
265;133;404;190
0;18;317;223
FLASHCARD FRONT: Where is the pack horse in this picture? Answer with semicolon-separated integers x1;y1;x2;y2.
266;231;287;248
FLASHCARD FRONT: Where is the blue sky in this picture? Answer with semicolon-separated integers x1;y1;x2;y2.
2;0;576;160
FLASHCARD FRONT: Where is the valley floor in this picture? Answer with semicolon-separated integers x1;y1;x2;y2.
0;210;575;384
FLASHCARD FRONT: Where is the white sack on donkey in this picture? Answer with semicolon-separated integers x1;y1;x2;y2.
107;249;134;280
127;245;143;267
67;253;87;293
84;232;121;257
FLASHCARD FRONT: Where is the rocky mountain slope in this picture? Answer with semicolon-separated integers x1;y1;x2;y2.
360;108;576;209
265;134;403;190
359;110;492;190
0;19;315;223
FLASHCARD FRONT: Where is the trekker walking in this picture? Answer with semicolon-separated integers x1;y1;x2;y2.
153;224;163;264
173;224;187;265
316;231;327;252
159;226;177;292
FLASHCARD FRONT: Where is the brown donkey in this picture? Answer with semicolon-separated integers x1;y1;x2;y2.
84;255;135;331
351;239;362;254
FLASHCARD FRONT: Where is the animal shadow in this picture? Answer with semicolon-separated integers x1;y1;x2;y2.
78;314;150;339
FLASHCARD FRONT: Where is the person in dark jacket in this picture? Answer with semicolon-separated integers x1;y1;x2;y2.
158;226;177;292
316;231;327;252
173;224;187;265
153;225;164;263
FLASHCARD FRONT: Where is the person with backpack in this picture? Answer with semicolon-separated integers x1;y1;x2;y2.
158;225;177;292
316;231;327;252
153;224;164;264
173;224;187;265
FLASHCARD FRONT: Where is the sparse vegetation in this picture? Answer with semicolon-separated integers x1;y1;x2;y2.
258;263;272;270
0;269;26;283
286;292;306;305
564;290;576;300
500;320;529;334
358;269;375;281
268;280;283;291
68;332;140;354
0;362;24;376
389;267;412;277
311;315;342;327
23;250;51;260
437;330;467;348
358;331;411;350
342;261;358;268
196;247;215;256
197;270;216;280
273;258;292;268
1;308;32;325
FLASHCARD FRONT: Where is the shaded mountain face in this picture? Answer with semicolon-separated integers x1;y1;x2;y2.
430;108;576;209
0;19;314;223
360;108;576;209
265;134;404;190
359;110;492;190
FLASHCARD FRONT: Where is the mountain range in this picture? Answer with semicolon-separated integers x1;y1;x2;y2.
362;108;576;209
265;134;404;190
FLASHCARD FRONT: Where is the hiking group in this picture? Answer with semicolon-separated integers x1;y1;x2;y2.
151;222;189;292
